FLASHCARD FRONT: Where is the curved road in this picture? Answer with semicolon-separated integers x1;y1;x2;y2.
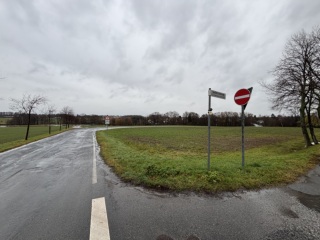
0;128;320;240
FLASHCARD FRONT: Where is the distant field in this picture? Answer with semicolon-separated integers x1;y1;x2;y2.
97;126;320;192
0;125;66;152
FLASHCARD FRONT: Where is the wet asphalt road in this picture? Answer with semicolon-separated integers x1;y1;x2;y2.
0;128;320;240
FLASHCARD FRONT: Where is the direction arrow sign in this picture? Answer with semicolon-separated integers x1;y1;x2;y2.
208;89;226;99
234;89;251;105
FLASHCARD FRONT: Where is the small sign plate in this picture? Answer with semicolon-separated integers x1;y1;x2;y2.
105;116;110;125
208;89;226;99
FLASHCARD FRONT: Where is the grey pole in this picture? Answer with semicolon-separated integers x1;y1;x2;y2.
208;88;211;171
241;105;245;168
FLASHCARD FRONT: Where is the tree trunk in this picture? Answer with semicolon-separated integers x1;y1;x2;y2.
300;90;311;147
300;101;312;147
25;110;31;140
48;114;51;134
307;111;318;144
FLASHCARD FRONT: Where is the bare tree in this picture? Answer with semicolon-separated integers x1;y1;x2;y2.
148;112;163;125
303;27;320;144
10;94;47;140
261;29;320;147
164;111;180;124
61;106;74;129
306;27;320;143
190;112;199;124
47;105;56;134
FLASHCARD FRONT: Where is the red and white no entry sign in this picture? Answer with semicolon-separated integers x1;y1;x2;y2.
234;88;251;105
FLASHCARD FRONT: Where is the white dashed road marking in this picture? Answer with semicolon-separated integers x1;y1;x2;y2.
90;197;110;240
91;133;111;239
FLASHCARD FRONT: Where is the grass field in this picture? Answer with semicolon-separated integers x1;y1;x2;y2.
0;125;67;152
96;126;320;193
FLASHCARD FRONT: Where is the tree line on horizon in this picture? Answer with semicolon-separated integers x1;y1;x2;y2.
3;110;319;128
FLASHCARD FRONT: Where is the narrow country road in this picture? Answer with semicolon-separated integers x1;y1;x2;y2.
0;128;320;240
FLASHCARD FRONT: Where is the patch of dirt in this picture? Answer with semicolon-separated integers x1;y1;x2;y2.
127;136;161;145
125;135;293;154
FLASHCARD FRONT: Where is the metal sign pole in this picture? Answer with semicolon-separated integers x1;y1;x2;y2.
208;90;211;171
207;88;225;171
241;105;245;168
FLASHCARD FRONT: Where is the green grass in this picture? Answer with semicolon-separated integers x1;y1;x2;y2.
0;125;68;152
96;126;320;193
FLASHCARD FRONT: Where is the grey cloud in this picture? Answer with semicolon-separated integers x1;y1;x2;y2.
128;0;197;30
144;95;154;104
282;0;320;27
117;59;132;73
164;69;184;85
28;62;47;74
154;66;168;76
4;0;40;26
60;69;72;76
1;0;320;116
129;0;199;61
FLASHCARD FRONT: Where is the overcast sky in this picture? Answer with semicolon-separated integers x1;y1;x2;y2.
1;0;320;117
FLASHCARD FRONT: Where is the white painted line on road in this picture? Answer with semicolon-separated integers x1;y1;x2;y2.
92;134;97;184
90;197;110;240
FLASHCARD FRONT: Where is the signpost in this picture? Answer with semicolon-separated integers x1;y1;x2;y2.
208;88;226;171
234;88;253;168
105;116;110;129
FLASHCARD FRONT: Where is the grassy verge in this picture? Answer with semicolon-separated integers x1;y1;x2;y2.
0;125;69;152
96;126;320;193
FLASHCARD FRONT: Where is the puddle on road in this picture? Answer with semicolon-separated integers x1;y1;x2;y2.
280;207;299;218
156;235;174;240
262;228;316;240
156;235;200;240
287;189;320;213
297;193;320;213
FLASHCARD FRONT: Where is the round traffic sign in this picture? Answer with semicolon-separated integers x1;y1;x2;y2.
234;89;251;105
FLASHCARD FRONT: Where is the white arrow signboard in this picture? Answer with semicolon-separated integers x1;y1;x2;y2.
208;89;226;99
